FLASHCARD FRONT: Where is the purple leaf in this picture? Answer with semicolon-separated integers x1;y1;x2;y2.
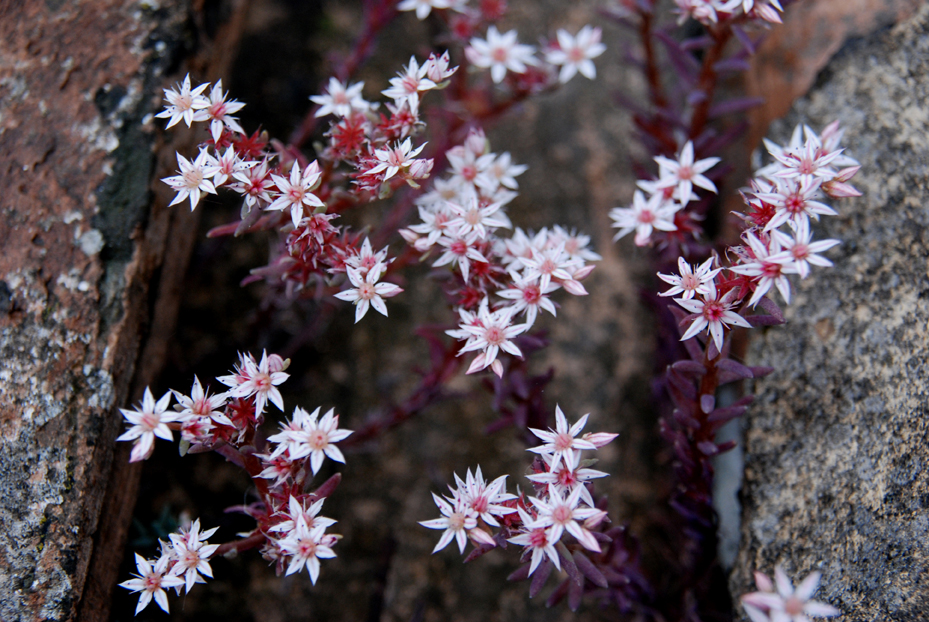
507;563;531;582
697;440;719;455
529;559;554;597
672;360;707;375
712;58;752;74
573;551;609;588
758;295;785;323
732;25;756;54
709;96;765;119
700;394;716;414
568;575;584;611
716;358;755;379
557;542;582;585
707;405;747;423
750;366;775;378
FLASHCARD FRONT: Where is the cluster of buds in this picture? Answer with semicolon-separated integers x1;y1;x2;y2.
420;406;651;608
401;129;599;377
117;352;351;614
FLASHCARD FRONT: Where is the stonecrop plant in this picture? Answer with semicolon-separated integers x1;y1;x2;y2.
117;0;859;618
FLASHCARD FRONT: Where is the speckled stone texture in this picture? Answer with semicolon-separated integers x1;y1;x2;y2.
732;6;929;620
0;1;248;620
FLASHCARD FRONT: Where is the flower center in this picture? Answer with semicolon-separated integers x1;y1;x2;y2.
702;301;725;322
492;47;509;63
551;505;572;525
677;165;694;181
309;430;329;450
484;326;505;346
183;168;203;189
448;512;467;531
784;596;804;616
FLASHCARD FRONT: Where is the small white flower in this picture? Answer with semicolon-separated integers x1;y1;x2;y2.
527;405;597;469
610;189;679;246
333;263;403;323
310;77;373;118
457;300;528;377
155;73;210;129
728;231;796;306
268;406;353;474
117;387;179;463
167;519;220;594
219;350;289;416
528;484;605;553
654;141;720;203
740;566;841;622
675;281;752;352
545;26;606;83
419;493;494;554
507;507;561;575
398;0;451;20
278;516;337;582
466;26;538;84
162;149;220;211
658;256;721;299
267;161;325;228
381;56;437;113
197;79;245;142
119;553;185;614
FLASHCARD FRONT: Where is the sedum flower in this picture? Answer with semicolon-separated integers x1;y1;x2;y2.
155;73;209;129
219;350;289;416
197;79;245;142
610;189;679;246
398;0;451;19
310;77;372;118
466;26;538;84
658;256;722;300
507;507;561;575
162;149;220;211
119;553;185;615
545;26;607;83
528;405;597;469
167;519;220;594
278;515;337;582
528;484;606;553
654;141;720;203
456;299;528;377
117;387;180;463
675;280;752;353
741;566;841;622
267;406;353;475
267;161;325;228
333;263;403;323
420;493;495;554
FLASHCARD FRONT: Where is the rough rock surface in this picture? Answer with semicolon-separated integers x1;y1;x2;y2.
732;6;929;620
0;1;247;620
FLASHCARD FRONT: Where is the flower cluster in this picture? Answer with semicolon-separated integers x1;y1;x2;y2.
401;128;599;377
610;124;858;354
421;406;622;597
117;352;351;614
674;0;785;26
119;519;218;615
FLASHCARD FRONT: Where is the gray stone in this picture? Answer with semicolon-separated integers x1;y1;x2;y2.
732;7;929;620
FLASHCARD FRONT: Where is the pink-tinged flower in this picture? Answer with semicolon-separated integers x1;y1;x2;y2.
155;73;210;129
654;141;721;202
507;507;561;575
343;237;390;277
520;243;581;292
419;493;494;554
424;50;458;83
334;263;403;323
526;449;609;508
310;77;372;118
446;145;494;187
658;256;722;299
770;220;840;279
729;231;796;306
610;189;679;246
409;201;455;250
119;553;185;615
209;146;257;188
162;149;220;211
167;519;219;594
545;26;606;83
278;516;337;582
674;0;727;25
756;178;837;232
268;406;353;474
231;158;275;209
381;56;437;113
367;138;427;181
528;484;606;553
466;26;539;84
449;467;517;527
269;495;337;535
197;79;245;142
256;452;294;488
457;300;529;377
268;161;325;228
497;271;559;327
771;133;843;186
446;195;509;242
173;376;232;427
740;566;841;622
219;350;289;416
528;405;597;469
550;225;602;263
398;0;451;20
117;387;180;463
475;151;528;192
433;234;488;282
675;281;752;352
